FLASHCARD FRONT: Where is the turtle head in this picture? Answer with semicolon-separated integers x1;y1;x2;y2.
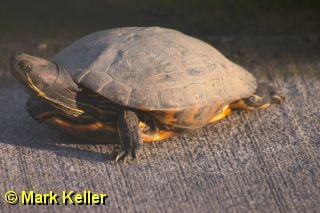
11;52;84;117
11;52;60;96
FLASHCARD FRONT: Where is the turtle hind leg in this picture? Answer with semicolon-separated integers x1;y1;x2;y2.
209;105;232;123
230;83;284;111
112;110;143;163
141;129;174;142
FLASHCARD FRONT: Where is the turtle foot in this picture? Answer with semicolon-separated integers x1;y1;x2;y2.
113;110;143;163
111;144;142;163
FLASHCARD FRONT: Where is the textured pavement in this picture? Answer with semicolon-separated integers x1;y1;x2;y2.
0;33;319;212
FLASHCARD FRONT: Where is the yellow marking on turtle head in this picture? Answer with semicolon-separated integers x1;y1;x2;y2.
26;75;85;116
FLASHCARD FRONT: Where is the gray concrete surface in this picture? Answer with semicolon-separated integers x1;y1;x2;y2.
0;33;319;212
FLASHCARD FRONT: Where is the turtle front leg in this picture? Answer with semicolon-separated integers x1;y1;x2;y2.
230;83;284;111
112;110;143;162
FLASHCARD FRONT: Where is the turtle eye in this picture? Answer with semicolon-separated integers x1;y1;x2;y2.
18;61;32;72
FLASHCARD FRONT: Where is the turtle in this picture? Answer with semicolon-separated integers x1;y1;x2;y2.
10;27;282;162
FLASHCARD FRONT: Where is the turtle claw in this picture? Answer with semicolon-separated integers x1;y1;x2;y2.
270;89;285;104
114;150;129;162
271;95;285;104
114;150;129;163
111;145;139;163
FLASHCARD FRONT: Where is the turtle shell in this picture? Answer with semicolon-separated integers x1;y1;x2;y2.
53;27;257;110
